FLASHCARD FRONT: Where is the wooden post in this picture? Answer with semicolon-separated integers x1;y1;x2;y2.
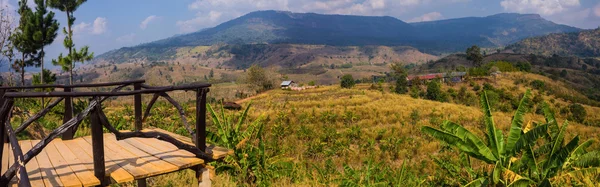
195;88;208;151
90;101;107;186
62;87;74;140
134;83;142;131
133;83;146;187
195;88;209;186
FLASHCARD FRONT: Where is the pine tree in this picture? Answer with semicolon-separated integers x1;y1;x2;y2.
48;0;89;85
11;0;38;86
32;0;59;88
71;46;93;83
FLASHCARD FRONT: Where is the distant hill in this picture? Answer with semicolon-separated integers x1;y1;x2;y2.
96;11;580;62
415;52;600;104
410;13;580;52
506;28;600;57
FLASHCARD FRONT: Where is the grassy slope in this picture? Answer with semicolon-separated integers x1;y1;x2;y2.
79;71;600;186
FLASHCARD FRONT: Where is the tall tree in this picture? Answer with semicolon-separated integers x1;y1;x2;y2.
0;4;15;63
32;0;59;87
390;63;408;94
466;45;483;67
48;0;88;85
1;5;15;84
11;0;39;86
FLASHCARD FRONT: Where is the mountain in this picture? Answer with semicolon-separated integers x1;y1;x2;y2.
96;11;580;62
505;28;600;57
409;13;580;52
151;10;417;47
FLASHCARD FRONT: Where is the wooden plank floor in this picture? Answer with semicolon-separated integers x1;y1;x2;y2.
3;129;232;186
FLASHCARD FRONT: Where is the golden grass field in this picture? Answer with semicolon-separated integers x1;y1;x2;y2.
94;71;600;186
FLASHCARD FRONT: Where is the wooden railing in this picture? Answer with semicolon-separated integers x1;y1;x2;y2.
0;80;211;186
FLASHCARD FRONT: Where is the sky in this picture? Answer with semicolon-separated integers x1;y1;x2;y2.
1;0;600;71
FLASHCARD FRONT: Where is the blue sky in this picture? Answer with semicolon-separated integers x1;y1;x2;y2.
1;0;600;71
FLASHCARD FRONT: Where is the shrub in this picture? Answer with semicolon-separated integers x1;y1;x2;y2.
340;74;355;88
426;80;447;102
409;86;420;98
516;61;532;72
483;83;494;91
473;84;481;91
569;103;587;123
530;80;546;91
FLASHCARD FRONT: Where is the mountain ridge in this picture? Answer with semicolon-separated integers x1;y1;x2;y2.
506;28;600;57
96;10;581;62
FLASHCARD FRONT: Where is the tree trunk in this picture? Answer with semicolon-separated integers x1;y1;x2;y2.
41;47;45;107
67;11;73;85
21;53;25;86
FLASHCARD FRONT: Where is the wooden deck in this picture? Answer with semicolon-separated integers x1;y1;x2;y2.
3;129;232;186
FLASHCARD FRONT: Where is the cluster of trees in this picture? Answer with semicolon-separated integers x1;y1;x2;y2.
1;0;92;86
246;64;274;93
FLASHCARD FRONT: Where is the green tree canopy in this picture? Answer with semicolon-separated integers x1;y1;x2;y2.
340;74;355;88
466;45;483;67
391;63;408;94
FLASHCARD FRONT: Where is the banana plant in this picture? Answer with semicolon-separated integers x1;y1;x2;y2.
519;103;600;186
422;90;535;186
423;89;600;186
206;102;293;185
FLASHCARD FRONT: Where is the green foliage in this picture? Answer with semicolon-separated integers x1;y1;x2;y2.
426;80;446;102
466;45;483;67
246;64;274;93
11;0;39;85
422;90;600;186
391;63;408;94
516;62;532;72
468;67;488;76
32;69;56;91
207;102;292;185
486;61;518;72
568;104;586;123
48;0;91;84
340;74;355;88
560;69;568;77
530;80;546;91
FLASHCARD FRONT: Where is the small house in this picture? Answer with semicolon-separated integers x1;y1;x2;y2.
281;81;295;89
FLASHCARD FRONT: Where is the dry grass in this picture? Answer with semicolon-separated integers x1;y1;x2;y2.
83;71;600;186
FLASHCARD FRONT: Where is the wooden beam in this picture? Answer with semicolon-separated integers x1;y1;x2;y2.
0;80;145;90
3;83;211;98
15;97;64;134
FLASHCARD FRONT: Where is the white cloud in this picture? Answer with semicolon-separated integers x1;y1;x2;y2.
140;15;159;30
72;17;108;35
408;12;443;22
177;0;470;33
116;33;136;43
176;11;223;33
92;17;107;34
500;0;580;15
72;22;91;34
